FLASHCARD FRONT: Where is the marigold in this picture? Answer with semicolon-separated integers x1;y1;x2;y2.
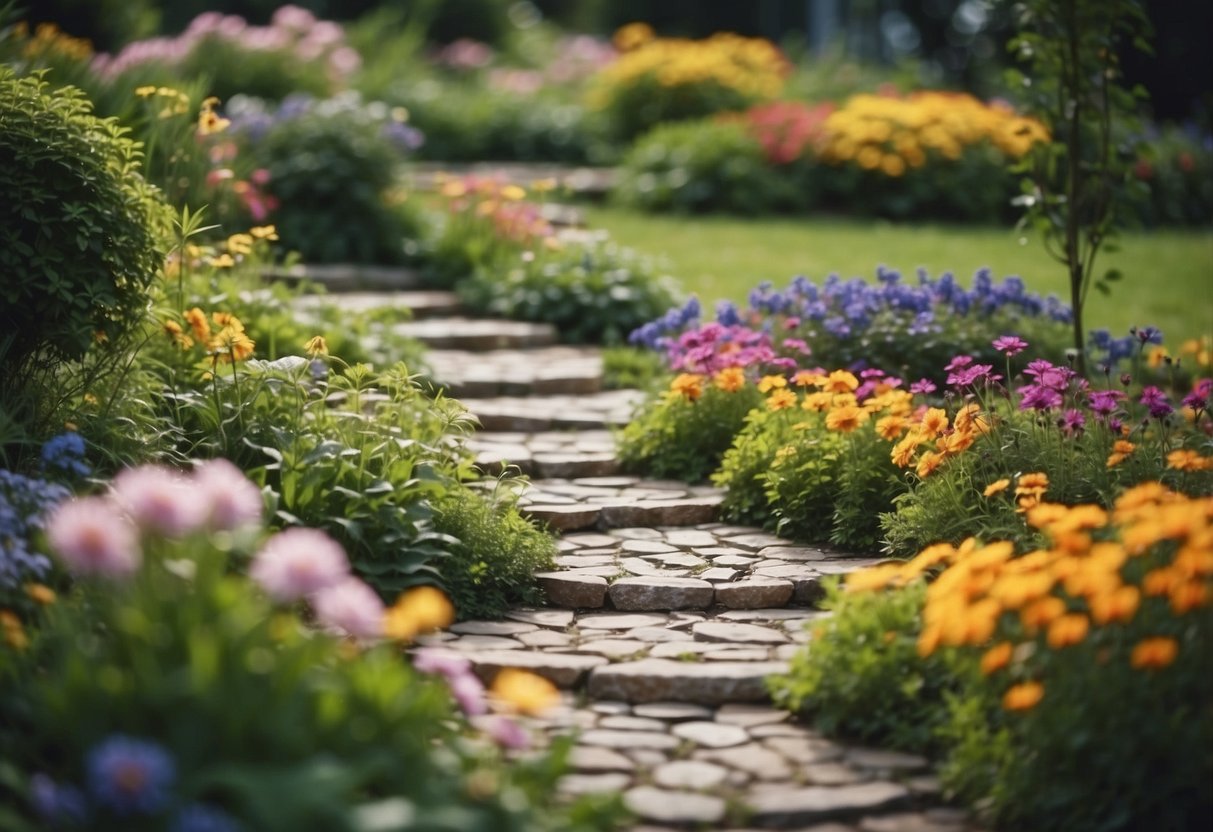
980;641;1014;675
490;668;561;716
919;408;949;438
983;478;1011;497
1170;581;1208;614
891;433;923;468
714;367;746;392
916;451;946;479
384;586;455;641
1130;636;1178;670
1089;584;1140;625
767;389;797;411
875;415;908;440
793;370;824;387
210;328;255;363
758;374;788;393
1016;472;1049;492
163;320;193;350
802;391;833;412
844;563;903;593
304;335;328;357
826;404;867;432
669;373;704;401
1167;448;1213;471
1046;613;1089;649
184;307;210;341
1020;595;1066;632
1002;680;1044;711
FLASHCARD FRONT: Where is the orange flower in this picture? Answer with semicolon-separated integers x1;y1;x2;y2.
758;374;788;393
1130;636;1178;670
845;563;904;593
938;429;975;455
669;373;704;401
919;407;949;438
490;668;561;716
209;327;254;363
980;641;1014;675
826;404;868;433
713;367;746;392
25;584;56;605
1046;613;1089;649
1020;595;1066;632
916;451;946;478
1167;449;1213;471
383;586;456;641
1089;584;1140;625
1016;472;1050;493
801;391;833;412
1002;680;1044;711
1170;581;1208;614
184;307;210;341
793;370;825;387
875;414;908;440
162;319;193;350
983;478;1011;497
767;389;798;411
822;369;859;393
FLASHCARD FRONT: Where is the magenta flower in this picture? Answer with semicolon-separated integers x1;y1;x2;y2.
312;576;384;639
413;648;487;715
110;465;206;537
944;355;974;373
250;527;349;602
1018;384;1063;411
910;378;937;395
948;363;1000;389
46;498;141;579
1139;386;1174;419
1182;379;1211;414
193;458;264;531
992;335;1028;357
1088;389;1126;417
1060;408;1086;436
449;671;489;716
484;715;530;750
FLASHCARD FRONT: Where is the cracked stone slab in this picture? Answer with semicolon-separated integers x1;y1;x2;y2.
468;390;644;431
692;622;791;645
609;577;715;611
534;573;608;609
427;346;603;398
623;786;727;826
587;659;788;704
394;317;556;350
746;782;911;826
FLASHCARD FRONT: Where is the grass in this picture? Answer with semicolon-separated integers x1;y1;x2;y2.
583;207;1213;342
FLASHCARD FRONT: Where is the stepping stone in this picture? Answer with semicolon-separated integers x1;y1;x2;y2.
692;622;790;645
619;557;690;578
609;577;715;611
753;564;829;605
394;317;555;350
714;577;795;609
699;567;741;582
597;715;668;732
522;504;601;532
574;639;651;659
598;496;724;528
293;289;460;318
804;762;869;786
533;452;620;479
267;263;423;290
761;735;846;764
757;545;839;562
746;782;911;826
845;747;931;773
450;621;537;636
554;554;616;567
579;730;680;751
652;760;729;790
591;701;632;715
557;773;632;795
563;532;621;548
715;704;790;728
426;346;603;398
505;609;575;628
620;539;679;555
718;608;826;623
632;702;714;721
623;786;726;826
469;390;643;431
662;530;721;548
569;745;634;772
577;613;670;630
670;721;750;748
860;813;973;832
626;627;696;643
719;533;790;550
699;743;793;781
703;648;773;661
534;573;608;609
587;659;788;704
444;635;524;651
517;629;573;648
641;552;708;568
648;642;729;659
460;649;608;687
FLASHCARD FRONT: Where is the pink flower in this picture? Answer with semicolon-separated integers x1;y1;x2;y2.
46;498;141;579
193;458;263;531
250;528;349;602
483;715;530;750
413;648;488;715
992;335;1028;357
311;576;384;639
448;671;488;716
110;466;206;537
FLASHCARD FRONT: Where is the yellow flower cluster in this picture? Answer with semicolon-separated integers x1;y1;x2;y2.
847;482;1211;711
16;21;93;63
163;308;255;363
889;402;990;478
594;30;789;105
436;175;557;249
819;92;1049;176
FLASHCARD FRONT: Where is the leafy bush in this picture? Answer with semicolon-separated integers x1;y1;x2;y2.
432;488;554;620
0;69;166;438
1130;124;1213;226
459;239;680;345
770;581;957;752
589;26;789;141
0;464;615;832
231;92;426;264
840;486;1213;831
613;118;807;214
630;270;1073;387
601;346;667;391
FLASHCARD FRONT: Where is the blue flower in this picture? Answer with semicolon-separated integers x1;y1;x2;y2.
30;774;88;825
87;736;176;816
172;803;242;832
1;470;68;588
40;432;90;477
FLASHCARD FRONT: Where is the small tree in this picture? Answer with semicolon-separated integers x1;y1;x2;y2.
1006;0;1151;376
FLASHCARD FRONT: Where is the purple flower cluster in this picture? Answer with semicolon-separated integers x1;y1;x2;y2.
92;6;360;84
670;323;797;375
945;355;1002;389
1088;325;1166;369
0;469;69;589
227;92;424;156
1017;359;1080;411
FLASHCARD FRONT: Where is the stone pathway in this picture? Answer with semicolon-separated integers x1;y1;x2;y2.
292;280;984;832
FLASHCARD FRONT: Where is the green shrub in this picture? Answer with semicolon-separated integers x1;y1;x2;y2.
770;581;958;752
601;346;667;391
459;239;680;345
613;119;805;214
432;488;555;620
618;375;763;482
1130;124;1213;226
0;69;166;438
233;93;427;264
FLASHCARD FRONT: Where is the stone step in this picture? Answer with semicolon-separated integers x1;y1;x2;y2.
428;346;603;399
470;430;619;478
264;263;423;291
294;290;462;319
393;317;557;350
466;389;644;432
516;477;726;533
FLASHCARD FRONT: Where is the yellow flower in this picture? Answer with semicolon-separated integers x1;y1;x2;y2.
801;391;833;412
490;668;561;716
209;253;235;269
383;586;455;641
980;641;1013;675
875;414;908;440
669;373;704;401
135;85;157;97
918;408;949;438
1169;581;1208;615
304;335;329;357
983;478;1011;497
767;389;797;411
250;225;279;240
25;584;56;605
1046;613;1089;649
500;184;527;201
226;233;254;256
162;319;193;350
915;450;945;478
1167;449;1213;471
757;374;788;393
1020;595;1066;633
825;404;868;433
713;367;746;392
1;610;28;651
822;370;859;394
1002;680;1044;711
1130;636;1178;670
1089;584;1140;625
793;370;824;387
209;327;254;363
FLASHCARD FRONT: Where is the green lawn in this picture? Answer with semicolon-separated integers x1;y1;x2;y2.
584;207;1213;342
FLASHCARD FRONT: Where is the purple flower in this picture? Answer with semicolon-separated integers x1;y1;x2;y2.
250;527;349;603
1182;380;1212;413
910;378;937;395
484;715;530;750
171;803;242;832
944;354;974;373
30;774;88;824
46;498;141;579
1088;389;1126;416
413;648;487;715
948;363;1000;389
992;335;1028;357
87;736;175;816
1018;384;1063;411
1060;409;1086;436
193;458;264;531
1139;386;1174;419
311;576;384;639
1131;325;1163;345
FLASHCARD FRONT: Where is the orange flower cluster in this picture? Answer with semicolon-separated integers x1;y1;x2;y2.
889;402;990;478
437;175;557;249
846;482;1211;711
162;308;255;363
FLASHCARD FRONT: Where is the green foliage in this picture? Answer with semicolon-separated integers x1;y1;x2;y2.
1007;0;1152;374
0;499;612;831
459;240;680;345
1129;124;1213;227
431;487;555;620
618;383;763;482
601;347;667;391
235;93;426;265
0;69;167;437
613;119;806;214
769;581;957;752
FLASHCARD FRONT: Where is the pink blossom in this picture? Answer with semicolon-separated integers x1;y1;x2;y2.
484;715;530;750
110;466;206;537
193;458;264;531
311;576;385;639
449;671;488;715
250;527;349;602
46;498;141;579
